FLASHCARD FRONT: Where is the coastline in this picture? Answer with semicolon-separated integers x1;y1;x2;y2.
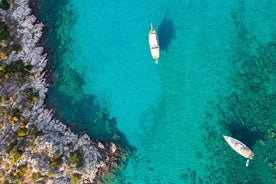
0;0;124;183
1;0;276;183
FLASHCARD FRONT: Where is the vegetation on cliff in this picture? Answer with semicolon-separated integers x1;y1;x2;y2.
0;1;126;183
0;0;10;10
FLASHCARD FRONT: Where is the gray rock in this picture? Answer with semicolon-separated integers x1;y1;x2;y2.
0;0;116;183
15;93;23;104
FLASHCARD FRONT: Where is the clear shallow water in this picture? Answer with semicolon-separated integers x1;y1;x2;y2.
36;0;276;183
68;1;234;182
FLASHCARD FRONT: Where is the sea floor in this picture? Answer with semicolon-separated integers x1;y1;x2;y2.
35;0;276;183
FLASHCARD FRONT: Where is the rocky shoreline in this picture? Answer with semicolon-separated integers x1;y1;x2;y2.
0;0;123;183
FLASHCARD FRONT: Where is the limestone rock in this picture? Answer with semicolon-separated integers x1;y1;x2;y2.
110;142;117;153
0;0;123;183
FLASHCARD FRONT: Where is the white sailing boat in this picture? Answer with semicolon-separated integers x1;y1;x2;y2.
149;23;160;64
223;135;254;167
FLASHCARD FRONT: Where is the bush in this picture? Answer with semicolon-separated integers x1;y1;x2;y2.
32;172;43;180
0;0;10;10
11;164;27;183
53;150;60;160
24;88;39;102
18;127;29;137
0;60;33;81
69;150;83;168
30;126;43;137
17;164;28;176
29;91;39;102
10;108;20;117
0;96;8;103
0;60;33;83
11;44;22;53
0;21;10;40
50;150;63;169
5;60;32;76
6;141;17;154
7;142;22;164
46;169;55;177
50;156;63;169
10;148;22;163
72;173;82;184
0;70;5;78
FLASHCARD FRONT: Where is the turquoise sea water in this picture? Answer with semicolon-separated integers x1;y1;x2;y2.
33;0;276;183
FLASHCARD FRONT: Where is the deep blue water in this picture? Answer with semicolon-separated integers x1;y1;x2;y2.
34;0;276;183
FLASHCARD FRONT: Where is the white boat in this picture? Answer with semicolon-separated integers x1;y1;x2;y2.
223;135;254;167
149;23;160;64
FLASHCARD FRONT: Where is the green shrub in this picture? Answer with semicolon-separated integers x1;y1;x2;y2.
10;108;20;117
0;96;8;103
50;150;63;169
17;164;28;176
0;22;7;29
23;88;39;102
0;107;4;116
10;148;22;163
69;150;83;168
0;0;10;10
72;173;82;184
0;70;5;78
5;60;32;77
51;156;63;169
7;142;22;164
18;127;29;137
11;164;27;182
30;126;43;137
29;91;39;102
11;44;22;53
46;169;55;177
0;60;33;83
6;141;17;154
53;150;60;160
0;21;10;40
32;172;43;180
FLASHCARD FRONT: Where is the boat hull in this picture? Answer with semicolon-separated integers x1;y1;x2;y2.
149;24;160;64
223;135;254;159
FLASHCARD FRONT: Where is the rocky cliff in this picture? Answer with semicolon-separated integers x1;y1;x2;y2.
0;0;122;183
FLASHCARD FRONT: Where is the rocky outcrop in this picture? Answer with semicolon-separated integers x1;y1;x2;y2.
0;0;123;183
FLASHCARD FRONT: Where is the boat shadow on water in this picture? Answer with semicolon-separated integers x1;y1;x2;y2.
229;121;264;148
157;16;176;50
